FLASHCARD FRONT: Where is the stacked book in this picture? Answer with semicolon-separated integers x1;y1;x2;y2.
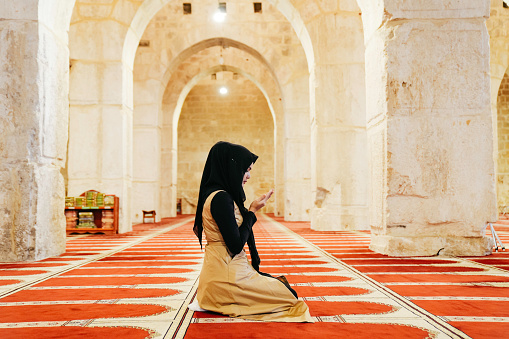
66;191;115;209
96;193;104;207
65;210;77;228
85;191;96;207
77;211;96;228
65;197;75;208
74;197;84;207
102;210;114;229
104;195;115;207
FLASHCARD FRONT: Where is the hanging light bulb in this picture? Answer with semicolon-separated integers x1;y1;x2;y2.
219;86;228;95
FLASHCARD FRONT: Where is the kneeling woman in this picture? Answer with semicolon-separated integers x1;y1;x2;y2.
191;141;312;322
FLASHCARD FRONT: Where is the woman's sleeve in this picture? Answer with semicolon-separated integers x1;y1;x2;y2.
210;191;257;255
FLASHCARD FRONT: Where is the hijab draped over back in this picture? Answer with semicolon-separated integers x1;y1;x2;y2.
194;141;262;270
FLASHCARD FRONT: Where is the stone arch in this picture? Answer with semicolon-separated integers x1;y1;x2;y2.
159;38;281;104
172;65;277;127
123;0;314;72
174;66;277;213
70;0;319;230
133;38;284;222
128;0;312;223
131;0;369;226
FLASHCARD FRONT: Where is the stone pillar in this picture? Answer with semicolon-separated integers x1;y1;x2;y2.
160;123;176;218
274;110;285;217
132;78;162;223
366;1;496;256
0;2;71;261
309;9;369;231
68;63;133;233
282;77;311;221
68;19;133;233
497;73;509;208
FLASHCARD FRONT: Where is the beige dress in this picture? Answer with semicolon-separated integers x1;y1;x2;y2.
196;190;313;322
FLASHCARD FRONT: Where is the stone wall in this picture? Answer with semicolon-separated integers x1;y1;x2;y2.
177;72;274;214
498;72;509;210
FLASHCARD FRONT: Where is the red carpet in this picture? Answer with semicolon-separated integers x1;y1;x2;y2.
355;266;484;273
259;254;318;259
0;304;168;322
340;259;458;265
60;267;194;275
262;266;338;273
259;260;328;265
285;275;352;283
35;276;188;286
448;322;509;338
99;255;201;260
0;263;67;268
412;300;509;317
82;261;198;267
41;257;85;261
0;270;48;276
0;327;152;339
2;215;509;338
307;301;395;316
389;284;509;297
0;279;21;286
294;286;370;297
1;288;180;302
185;323;430;339
279;215;509;339
367;273;509;283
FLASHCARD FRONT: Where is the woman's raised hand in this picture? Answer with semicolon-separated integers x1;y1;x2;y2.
249;189;274;213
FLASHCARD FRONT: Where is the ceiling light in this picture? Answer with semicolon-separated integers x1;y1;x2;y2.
213;11;226;22
213;2;227;22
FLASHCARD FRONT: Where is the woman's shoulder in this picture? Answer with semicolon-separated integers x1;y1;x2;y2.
205;190;230;206
211;190;233;204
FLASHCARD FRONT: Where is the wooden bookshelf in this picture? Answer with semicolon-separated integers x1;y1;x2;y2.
65;192;119;235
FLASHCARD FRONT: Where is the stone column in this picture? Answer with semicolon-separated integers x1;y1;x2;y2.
282;77;311;221
0;2;71;261
496;73;509;208
68;18;133;233
132;78;162;223
274;109;285;217
366;1;496;256
309;10;369;231
160;123;176;218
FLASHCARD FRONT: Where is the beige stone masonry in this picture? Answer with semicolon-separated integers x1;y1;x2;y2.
177;73;275;214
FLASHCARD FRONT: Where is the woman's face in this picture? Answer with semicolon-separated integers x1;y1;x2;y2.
242;163;253;187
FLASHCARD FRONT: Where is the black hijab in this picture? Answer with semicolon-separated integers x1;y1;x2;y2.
194;141;261;270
